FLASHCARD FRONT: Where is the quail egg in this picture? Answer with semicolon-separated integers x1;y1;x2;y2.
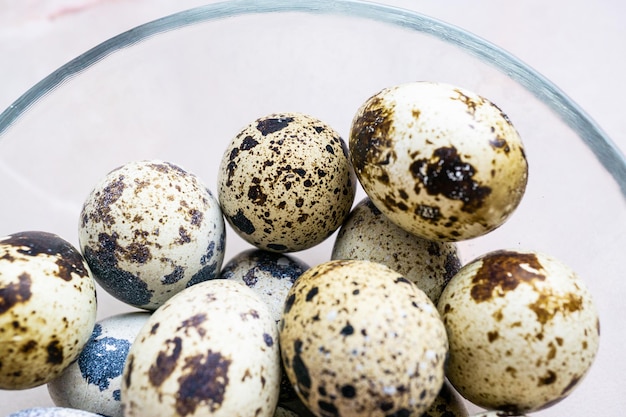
219;249;308;324
279;259;448;417
47;311;151;417
217;112;356;252
437;249;600;412
331;196;461;304
0;231;97;390
349;81;528;242
6;407;103;417
79;160;226;310
423;380;468;417
122;279;281;417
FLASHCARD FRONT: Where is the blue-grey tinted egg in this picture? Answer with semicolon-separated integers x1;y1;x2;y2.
220;249;309;324
6;407;102;417
78;160;226;310
48;312;151;417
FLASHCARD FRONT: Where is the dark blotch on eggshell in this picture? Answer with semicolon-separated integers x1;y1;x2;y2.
291;339;311;400
78;324;131;394
84;176;125;227
444;252;462;285
318;400;339;416
284;293;296;314
175;350;231;415
83;233;153;307
148;337;182;387
177;314;208;337
305;287;318;302
350;96;396;174
256;116;295;136
162;266;185;285
3;231;89;281
241;136;260;150
470;250;545;303
411;146;491;213
229;210;256;235
0;272;32;314
267;243;288;252
387;408;411;417
46;340;64;365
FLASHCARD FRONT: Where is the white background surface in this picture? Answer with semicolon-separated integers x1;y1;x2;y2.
0;1;625;416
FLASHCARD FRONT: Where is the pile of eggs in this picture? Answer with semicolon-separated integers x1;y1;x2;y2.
0;81;600;417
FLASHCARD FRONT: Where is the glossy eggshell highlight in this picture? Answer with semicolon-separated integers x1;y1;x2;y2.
331;197;461;304
47;312;151;417
437;250;600;412
0;231;97;390
217;113;356;252
79;160;226;310
121;279;281;417
219;249;309;324
349;81;528;242
279;259;448;417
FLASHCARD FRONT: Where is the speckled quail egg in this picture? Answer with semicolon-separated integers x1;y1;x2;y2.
122;279;281;417
217;112;356;252
423;380;468;417
349;81;528;242
0;231;97;390
47;311;151;417
331;197;461;304
79;160;226;310
437;249;600;413
219;249;309;324
279;259;448;417
6;407;103;417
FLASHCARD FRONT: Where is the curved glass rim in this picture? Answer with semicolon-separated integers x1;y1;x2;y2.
1;0;625;198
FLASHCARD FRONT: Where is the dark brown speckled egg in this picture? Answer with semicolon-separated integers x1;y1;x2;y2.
349;81;528;242
217;113;356;253
437;250;600;413
0;231;97;390
279;259;448;417
121;279;281;417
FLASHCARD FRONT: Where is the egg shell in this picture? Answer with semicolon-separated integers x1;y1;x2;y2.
279;259;448;417
331;197;461;304
349;81;528;242
217;112;356;252
437;249;600;412
219;249;309;324
0;231;97;390
47;311;151;417
79;160;226;310
6;407;103;417
423;380;469;417
469;413;527;417
273;407;299;417
122;279;281;417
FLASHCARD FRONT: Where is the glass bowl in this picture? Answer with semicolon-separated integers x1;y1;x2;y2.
1;1;624;415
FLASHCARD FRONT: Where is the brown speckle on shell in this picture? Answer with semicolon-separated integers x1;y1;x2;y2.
470;250;545;303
